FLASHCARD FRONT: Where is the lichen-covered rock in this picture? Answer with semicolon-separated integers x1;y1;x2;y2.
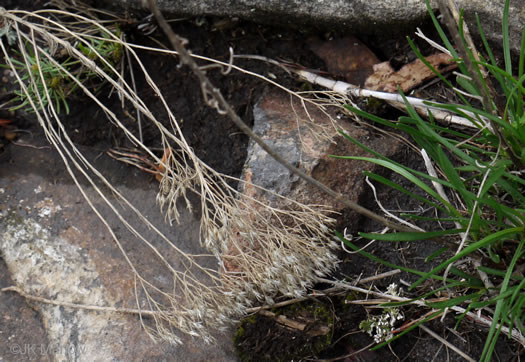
0;142;237;361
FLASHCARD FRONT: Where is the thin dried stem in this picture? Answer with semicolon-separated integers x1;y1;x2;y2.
0;4;344;344
419;324;476;362
317;277;525;347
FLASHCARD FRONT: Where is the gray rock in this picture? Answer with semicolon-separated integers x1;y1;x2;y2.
110;0;523;55
0;138;237;361
247;103;300;198
241;88;402;226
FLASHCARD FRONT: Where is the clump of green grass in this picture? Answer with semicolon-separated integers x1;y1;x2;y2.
335;0;524;359
1;24;122;114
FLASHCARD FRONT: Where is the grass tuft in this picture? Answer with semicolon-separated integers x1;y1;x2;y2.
336;0;525;359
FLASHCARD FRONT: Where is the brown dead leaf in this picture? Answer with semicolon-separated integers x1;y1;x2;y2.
310;36;380;86
364;52;456;93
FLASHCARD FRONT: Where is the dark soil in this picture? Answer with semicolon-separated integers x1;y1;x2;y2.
1;1;523;361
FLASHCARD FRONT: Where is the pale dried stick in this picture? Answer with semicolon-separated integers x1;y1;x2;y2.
415;27;452;56
365;176;425;232
1;286;160;316
358;269;401;285
296;69;491;130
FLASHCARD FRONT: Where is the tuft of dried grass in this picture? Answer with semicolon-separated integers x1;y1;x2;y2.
0;2;339;344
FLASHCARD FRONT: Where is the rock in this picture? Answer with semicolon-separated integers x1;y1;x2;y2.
0;138;237;361
240;88;402;228
107;0;523;55
0;258;50;362
310;36;380;87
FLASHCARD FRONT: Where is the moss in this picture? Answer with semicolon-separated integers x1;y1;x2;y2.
233;314;257;342
340;291;360;312
299;81;313;92
233;314;260;362
364;97;386;113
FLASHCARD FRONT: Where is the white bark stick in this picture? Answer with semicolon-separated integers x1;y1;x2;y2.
295;69;494;132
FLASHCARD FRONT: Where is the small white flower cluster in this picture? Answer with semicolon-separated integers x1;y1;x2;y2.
360;283;405;343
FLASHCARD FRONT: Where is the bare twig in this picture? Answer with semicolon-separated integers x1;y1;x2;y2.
258;309;331;336
316;342;375;362
146;0;415;233
358;269;401;285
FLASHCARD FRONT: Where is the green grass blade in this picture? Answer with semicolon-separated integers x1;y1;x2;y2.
469;288;518;309
343;105;398;130
427;292;482;309
359;228;464;241
400;214;465;224
407;37;471;105
478;165;506;198
336;128;395;162
481;238;524;360
337;231;448;282
518;26;525;78
333;156;457;212
502;0;512;76
363;171;445;212
424;0;453;52
410;227;524;290
433;144;473;209
425;246;448;263
477;266;524;281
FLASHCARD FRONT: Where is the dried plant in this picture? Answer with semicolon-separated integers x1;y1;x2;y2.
0;2;340;344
